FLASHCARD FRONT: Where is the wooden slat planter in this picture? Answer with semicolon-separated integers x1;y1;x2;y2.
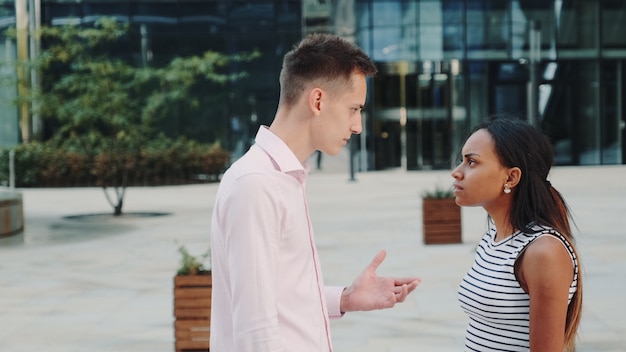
174;274;212;352
422;198;462;244
0;191;24;237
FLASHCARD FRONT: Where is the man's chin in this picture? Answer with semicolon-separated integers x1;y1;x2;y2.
325;148;341;156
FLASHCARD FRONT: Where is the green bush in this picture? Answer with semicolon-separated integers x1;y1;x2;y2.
421;186;455;199
0;136;230;188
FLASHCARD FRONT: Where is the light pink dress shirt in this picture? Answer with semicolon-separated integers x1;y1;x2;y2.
210;126;344;352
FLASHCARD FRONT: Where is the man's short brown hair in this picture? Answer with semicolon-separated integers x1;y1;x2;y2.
278;34;377;107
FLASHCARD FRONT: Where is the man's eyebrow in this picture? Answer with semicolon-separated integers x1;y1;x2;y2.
463;152;480;158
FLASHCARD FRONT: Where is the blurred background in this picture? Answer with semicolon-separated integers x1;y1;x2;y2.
1;0;625;179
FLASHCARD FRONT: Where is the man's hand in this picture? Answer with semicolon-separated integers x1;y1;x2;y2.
340;250;421;312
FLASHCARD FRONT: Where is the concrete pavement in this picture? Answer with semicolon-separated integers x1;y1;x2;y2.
1;156;625;351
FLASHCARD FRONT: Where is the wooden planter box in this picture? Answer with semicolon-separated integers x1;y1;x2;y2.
0;192;24;237
422;198;462;244
174;274;212;352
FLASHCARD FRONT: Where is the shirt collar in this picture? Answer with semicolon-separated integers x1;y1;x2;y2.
254;126;309;182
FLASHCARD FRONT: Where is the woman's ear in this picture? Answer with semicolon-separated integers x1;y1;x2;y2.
507;167;522;188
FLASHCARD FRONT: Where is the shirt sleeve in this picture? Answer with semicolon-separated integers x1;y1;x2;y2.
220;173;285;352
325;286;346;319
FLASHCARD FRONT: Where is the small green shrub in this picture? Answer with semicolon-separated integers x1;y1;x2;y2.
177;245;211;276
421;186;455;199
0;136;230;188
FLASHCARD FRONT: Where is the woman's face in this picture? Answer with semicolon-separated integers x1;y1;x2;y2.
451;129;512;212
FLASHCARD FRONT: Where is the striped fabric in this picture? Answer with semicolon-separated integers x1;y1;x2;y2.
458;224;579;351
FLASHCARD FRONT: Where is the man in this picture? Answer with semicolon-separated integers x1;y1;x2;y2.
210;33;421;352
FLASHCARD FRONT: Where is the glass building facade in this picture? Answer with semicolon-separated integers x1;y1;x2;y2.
356;0;626;169
0;1;19;148
1;0;625;168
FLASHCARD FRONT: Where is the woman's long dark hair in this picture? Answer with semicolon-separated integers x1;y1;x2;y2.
473;116;582;351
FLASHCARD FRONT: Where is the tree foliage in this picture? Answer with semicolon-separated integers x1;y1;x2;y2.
6;18;259;215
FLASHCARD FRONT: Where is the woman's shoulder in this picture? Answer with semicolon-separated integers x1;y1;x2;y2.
510;224;564;255
522;224;577;262
527;223;559;235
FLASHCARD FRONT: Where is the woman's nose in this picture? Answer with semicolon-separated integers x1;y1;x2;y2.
451;165;462;179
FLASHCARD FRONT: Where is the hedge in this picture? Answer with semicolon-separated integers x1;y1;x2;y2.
0;136;230;188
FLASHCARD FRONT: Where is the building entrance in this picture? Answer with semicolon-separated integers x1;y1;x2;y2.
371;61;464;170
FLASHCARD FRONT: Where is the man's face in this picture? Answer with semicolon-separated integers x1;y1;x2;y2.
312;72;367;156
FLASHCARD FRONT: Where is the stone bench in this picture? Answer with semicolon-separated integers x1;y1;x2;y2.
0;189;24;237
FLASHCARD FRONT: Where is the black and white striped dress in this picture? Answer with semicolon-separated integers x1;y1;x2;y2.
458;224;579;351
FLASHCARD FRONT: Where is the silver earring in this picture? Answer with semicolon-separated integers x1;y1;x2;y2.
504;184;511;194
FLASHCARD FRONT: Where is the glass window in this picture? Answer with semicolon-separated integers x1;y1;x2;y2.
0;1;15;29
0;3;13;42
600;60;623;164
466;62;488;128
179;2;226;39
542;61;600;165
465;0;508;52
578;61;601;164
36;0;300;150
365;0;418;61
82;3;130;22
371;27;405;61
601;0;626;48
0;2;18;147
44;3;83;25
450;63;466;157
557;0;599;56
371;0;406;27
130;3;180;66
418;0;443;60
517;0;554;53
442;0;464;53
374;75;402;108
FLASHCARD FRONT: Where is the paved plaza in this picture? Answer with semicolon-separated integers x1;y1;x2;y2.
1;154;625;351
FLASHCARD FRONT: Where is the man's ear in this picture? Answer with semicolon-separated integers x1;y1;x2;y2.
507;167;522;188
309;88;323;115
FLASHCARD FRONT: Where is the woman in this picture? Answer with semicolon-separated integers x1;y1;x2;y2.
452;117;582;351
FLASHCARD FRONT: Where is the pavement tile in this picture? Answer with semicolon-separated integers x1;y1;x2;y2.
1;162;625;351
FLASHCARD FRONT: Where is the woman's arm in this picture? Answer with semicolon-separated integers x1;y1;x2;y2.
517;235;575;351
